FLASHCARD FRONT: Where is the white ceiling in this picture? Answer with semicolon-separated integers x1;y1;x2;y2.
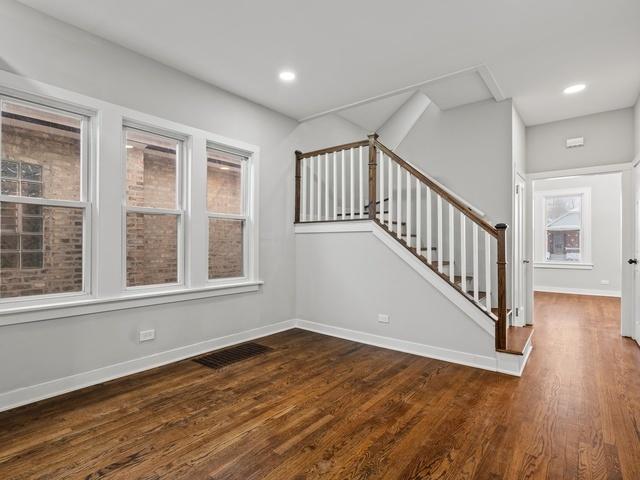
18;0;640;126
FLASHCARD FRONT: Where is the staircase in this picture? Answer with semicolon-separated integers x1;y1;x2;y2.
294;134;532;359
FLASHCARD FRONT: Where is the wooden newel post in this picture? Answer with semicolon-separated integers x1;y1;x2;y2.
294;150;302;223
495;223;508;350
368;133;379;220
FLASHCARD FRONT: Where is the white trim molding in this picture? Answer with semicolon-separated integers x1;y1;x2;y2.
534;262;593;270
534;286;621;298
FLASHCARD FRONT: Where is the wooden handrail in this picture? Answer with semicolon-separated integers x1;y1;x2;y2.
294;150;302;223
495;223;508;350
368;134;378;220
293;136;509;353
375;140;497;237
297;140;369;160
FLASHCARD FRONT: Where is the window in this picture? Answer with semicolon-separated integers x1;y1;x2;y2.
535;187;591;267
124;126;183;288
0;98;88;299
544;194;582;262
207;146;247;280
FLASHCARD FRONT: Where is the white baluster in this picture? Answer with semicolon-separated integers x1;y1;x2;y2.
426;186;432;263
379;151;385;222
309;156;315;221
460;213;466;295
317;154;322;220
448;204;454;282
333;152;337;220
485;231;492;311
301;157;307;222
349;148;355;218
341;150;346;220
406;171;412;247
473;223;479;303
324;153;329;220
416;179;421;256
437;195;443;273
359;146;364;218
388;156;393;230
396;164;402;235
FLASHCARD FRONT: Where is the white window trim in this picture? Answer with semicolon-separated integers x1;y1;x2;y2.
121;122;187;292
534;187;592;268
0;69;261;324
206;142;255;285
0;93;94;306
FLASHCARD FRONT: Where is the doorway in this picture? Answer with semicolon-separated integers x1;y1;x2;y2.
530;171;624;329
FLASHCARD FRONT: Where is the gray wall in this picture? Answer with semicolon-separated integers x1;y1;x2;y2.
396;100;513;226
526;108;635;173
295;232;494;358
0;0;365;395
512;107;527;177
533;173;622;295
635;95;640;161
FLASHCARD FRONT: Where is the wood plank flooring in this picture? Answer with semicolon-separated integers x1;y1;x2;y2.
0;292;639;479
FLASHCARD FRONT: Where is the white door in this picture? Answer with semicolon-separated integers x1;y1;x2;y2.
513;175;527;326
635;196;640;345
633;164;640;344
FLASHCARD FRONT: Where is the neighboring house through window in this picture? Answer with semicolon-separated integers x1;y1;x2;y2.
535;187;592;267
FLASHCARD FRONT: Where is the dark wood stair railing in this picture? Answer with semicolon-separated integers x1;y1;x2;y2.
294;137;512;353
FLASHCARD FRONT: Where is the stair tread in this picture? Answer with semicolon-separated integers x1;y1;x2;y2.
496;325;533;355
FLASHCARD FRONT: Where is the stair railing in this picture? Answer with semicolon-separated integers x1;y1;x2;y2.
295;136;508;350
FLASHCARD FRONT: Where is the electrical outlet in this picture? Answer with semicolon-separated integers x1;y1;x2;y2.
139;329;155;342
377;314;390;324
600;280;610;285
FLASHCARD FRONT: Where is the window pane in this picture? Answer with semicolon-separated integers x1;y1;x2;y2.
209;218;243;279
1;253;18;269
545;194;581;262
1;100;82;201
126;129;178;209
0;203;83;299
1;179;18;195
1;233;19;250
207;147;244;214
126;213;178;287
21;234;43;251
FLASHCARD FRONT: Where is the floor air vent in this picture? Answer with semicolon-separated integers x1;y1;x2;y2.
193;342;272;369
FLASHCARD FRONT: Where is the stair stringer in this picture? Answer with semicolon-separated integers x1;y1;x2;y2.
295;220;495;336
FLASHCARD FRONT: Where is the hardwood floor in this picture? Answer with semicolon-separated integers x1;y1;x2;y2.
1;292;639;479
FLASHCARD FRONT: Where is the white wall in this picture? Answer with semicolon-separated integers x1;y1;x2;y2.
396;100;513;226
295;231;495;359
512;107;527;177
635;94;640;162
0;0;365;400
526;108;635;173
533;174;622;296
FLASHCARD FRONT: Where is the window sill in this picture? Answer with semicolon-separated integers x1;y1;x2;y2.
534;262;593;270
0;280;263;327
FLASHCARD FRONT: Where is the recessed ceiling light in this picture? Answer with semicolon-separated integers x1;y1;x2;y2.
279;70;296;82
563;84;586;94
220;166;230;170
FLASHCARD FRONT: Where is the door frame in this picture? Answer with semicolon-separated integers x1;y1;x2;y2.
512;173;527;326
526;162;633;336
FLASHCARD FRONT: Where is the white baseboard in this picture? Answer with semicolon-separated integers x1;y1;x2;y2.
294;319;500;373
534;286;621;297
0;316;532;413
0;320;296;413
